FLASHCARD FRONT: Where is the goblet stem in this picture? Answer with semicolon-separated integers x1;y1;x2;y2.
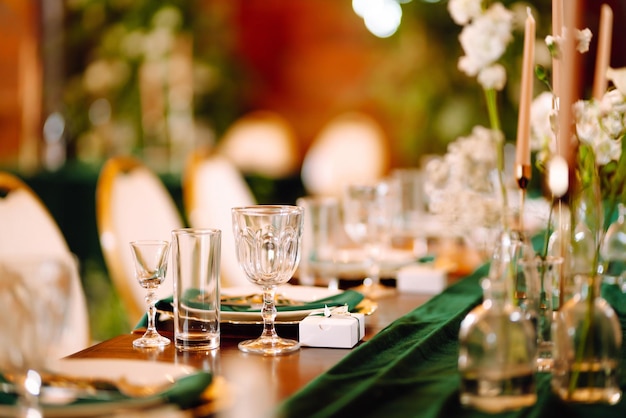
16;370;43;418
238;284;300;355
260;286;279;339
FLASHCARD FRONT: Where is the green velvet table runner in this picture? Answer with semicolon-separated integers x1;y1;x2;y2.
277;264;626;418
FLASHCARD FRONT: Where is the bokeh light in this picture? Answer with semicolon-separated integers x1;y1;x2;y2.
353;0;402;38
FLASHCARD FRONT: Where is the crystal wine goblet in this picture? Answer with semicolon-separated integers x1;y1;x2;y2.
129;240;171;348
231;205;304;355
0;256;72;417
342;180;397;299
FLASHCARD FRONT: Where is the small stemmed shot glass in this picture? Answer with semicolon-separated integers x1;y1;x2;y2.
130;240;171;348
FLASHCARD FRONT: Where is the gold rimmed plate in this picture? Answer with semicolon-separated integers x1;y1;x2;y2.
0;359;212;417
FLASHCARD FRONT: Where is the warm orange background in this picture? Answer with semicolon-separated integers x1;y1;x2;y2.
1;0;625;169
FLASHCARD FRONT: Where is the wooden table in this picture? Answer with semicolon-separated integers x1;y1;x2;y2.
67;290;432;417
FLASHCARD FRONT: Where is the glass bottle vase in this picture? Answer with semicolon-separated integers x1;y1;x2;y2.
519;256;563;372
458;232;537;413
551;274;622;404
600;202;626;290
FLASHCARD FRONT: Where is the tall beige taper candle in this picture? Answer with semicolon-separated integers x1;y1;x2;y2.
592;4;613;101
515;8;535;188
552;0;563;99
515;9;535;167
557;0;581;168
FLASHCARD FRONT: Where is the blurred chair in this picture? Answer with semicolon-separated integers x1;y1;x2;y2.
96;156;184;326
183;149;255;288
216;110;300;178
301;112;389;197
0;172;90;357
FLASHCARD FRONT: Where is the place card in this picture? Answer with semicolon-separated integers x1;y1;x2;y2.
396;264;448;294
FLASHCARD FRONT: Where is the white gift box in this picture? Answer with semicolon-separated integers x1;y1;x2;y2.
396;264;448;294
299;306;365;348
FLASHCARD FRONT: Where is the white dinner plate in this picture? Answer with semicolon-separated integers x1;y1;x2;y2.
220;284;343;322
0;359;199;417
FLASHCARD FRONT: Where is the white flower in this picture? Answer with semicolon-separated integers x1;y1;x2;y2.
548;27;593;58
477;64;507;90
457;3;513;77
577;90;626;166
576;28;592;53
424;125;503;232
448;0;483;25
531;89;625;172
529;91;556;157
607;67;626;96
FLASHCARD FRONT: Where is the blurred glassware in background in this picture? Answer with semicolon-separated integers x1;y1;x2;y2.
342;180;397;299
390;167;428;258
0;256;72;417
296;196;345;290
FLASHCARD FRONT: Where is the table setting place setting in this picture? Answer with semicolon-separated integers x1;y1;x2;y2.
5;201;414;418
0;185;447;417
0;253;223;418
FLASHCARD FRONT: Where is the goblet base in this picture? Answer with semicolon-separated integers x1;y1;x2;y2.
238;336;300;356
133;329;171;348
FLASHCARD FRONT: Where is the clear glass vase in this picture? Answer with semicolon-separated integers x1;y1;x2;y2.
458;231;537;413
551;274;622;404
519;256;563;372
600;202;626;290
548;144;605;309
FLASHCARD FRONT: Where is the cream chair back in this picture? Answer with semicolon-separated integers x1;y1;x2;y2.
217;110;300;178
301;112;389;197
183;151;254;287
0;172;90;357
96;157;184;326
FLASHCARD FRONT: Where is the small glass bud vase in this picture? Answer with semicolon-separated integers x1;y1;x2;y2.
458;232;537;413
600;202;626;290
552;274;622;404
519;256;563;372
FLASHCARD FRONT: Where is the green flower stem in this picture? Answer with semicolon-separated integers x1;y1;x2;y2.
483;87;510;231
484;88;501;133
568;276;597;397
567;146;604;397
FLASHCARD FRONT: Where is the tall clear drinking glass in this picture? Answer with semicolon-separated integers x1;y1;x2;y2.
231;205;304;355
342;180;397;298
0;256;72;418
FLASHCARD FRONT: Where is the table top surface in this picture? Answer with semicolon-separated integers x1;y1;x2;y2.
67;288;432;417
